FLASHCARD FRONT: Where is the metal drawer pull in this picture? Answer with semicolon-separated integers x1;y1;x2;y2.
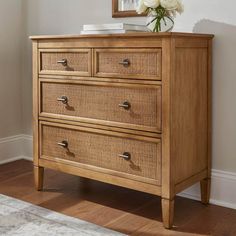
119;101;131;110
57;96;68;104
57;59;67;66
57;140;68;148
119;152;131;161
119;59;130;67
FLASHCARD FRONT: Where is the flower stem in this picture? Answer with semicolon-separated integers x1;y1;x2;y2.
147;6;172;32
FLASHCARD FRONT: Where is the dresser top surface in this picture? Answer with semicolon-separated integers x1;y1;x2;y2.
30;32;214;40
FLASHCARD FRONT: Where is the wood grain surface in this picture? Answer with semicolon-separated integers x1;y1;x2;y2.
31;33;213;229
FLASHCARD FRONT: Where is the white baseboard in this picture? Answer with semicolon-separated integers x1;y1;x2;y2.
178;169;236;210
0;134;33;165
0;134;236;210
20;156;33;162
21;134;33;159
0;135;24;165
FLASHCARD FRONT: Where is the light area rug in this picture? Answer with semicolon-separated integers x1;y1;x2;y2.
0;194;126;236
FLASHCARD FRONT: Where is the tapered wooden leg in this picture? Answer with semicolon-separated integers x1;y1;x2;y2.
34;166;44;191
200;178;211;204
162;198;174;229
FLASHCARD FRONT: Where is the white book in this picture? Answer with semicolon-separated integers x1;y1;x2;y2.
83;23;147;32
80;30;146;35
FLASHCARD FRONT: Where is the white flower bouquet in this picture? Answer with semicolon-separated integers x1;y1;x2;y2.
136;0;184;32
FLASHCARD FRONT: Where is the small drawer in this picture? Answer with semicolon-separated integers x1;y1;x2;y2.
40;122;161;184
94;48;161;80
39;49;92;76
40;81;162;133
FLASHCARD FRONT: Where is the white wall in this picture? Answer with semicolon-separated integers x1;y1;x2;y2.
0;0;24;138
22;0;236;174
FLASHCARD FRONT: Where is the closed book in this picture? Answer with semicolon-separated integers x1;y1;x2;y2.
80;30;146;35
83;23;147;32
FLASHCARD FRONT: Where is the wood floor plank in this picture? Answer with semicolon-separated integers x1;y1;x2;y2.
177;204;236;236
81;192;155;227
0;160;32;182
131;221;201;236
105;198;162;234
0;160;236;236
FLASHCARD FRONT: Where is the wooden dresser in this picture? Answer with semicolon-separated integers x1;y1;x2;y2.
30;32;213;228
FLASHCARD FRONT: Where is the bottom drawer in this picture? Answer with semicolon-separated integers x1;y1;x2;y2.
40;122;161;185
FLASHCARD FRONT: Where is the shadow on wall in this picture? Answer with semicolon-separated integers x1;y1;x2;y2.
193;20;236;171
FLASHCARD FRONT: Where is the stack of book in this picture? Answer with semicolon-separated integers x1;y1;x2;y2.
80;23;148;35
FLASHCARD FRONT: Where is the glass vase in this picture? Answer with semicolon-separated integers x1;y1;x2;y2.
146;12;174;32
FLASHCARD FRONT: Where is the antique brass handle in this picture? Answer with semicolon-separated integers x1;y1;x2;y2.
119;101;131;110
57;140;68;148
119;59;130;67
57;59;67;66
119;152;131;161
57;96;68;104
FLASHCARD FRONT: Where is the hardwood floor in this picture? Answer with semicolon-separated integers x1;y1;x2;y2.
0;160;235;236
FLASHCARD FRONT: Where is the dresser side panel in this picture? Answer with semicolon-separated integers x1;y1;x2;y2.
171;38;209;185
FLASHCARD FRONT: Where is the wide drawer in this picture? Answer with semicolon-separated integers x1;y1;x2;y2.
40;122;161;185
40;80;162;132
94;48;161;80
39;49;92;76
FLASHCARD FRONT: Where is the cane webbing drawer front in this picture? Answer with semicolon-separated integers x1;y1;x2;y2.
94;48;161;80
40;81;161;132
40;122;161;185
39;49;92;76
